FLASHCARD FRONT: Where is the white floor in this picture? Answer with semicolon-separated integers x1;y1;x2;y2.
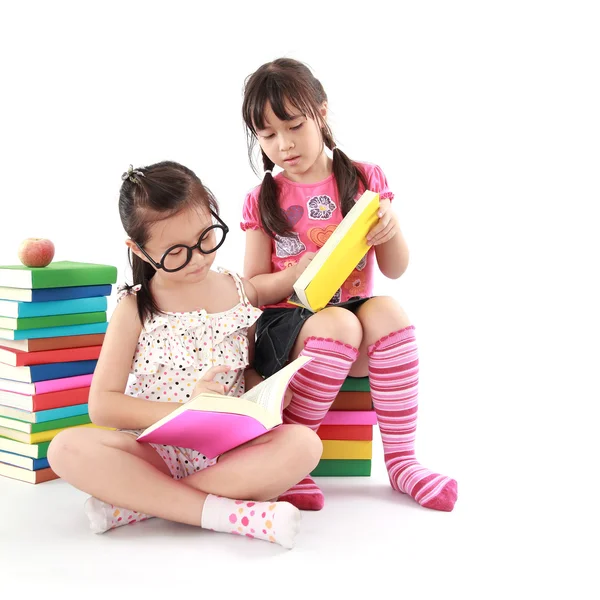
1;415;595;599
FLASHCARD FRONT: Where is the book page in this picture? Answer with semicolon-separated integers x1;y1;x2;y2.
241;355;312;415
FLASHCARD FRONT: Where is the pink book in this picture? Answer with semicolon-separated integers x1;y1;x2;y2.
321;410;377;426
137;356;312;459
0;373;93;396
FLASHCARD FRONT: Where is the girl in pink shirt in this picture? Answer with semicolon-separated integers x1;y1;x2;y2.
241;58;457;513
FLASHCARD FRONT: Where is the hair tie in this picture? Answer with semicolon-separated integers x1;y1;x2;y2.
122;164;145;185
332;146;339;152
264;170;273;176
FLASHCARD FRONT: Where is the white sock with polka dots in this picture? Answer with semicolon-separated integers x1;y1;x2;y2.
200;494;301;549
84;496;153;534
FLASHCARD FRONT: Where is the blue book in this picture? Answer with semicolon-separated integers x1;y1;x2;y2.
0;449;49;470
0;359;98;383
0;321;108;341
0;403;89;424
0;284;113;303
0;296;108;318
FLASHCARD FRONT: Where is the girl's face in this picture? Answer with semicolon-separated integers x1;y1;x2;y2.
128;204;221;286
256;100;328;182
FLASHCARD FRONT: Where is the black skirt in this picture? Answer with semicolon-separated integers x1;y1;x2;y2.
253;297;371;378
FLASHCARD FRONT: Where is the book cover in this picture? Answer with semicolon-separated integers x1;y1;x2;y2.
292;191;380;312
321;410;377;426
0;412;91;434
137;355;313;459
0;462;58;484
0;321;108;341
316;425;373;441
0;386;90;411
311;459;372;477
0;311;106;331
0;437;51;459
0;333;105;353
330;391;372;411
0;284;113;303
0;344;102;367
0;450;50;470
340;376;371;392
0;261;117;290
321;440;373;460
0;296;107;319
0;373;94;395
0;402;89;423
0;359;97;383
0;422;108;444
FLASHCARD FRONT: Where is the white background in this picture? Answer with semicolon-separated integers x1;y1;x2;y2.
0;1;599;598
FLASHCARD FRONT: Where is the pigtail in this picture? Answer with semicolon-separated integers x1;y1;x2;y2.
322;129;369;217
258;150;291;238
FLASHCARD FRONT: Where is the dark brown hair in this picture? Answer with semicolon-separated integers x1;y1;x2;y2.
242;58;368;238
118;161;219;323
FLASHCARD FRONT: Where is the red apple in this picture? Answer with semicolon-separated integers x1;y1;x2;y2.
17;238;55;268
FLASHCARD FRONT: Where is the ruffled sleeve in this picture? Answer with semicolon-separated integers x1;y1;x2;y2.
240;186;262;232
365;163;394;202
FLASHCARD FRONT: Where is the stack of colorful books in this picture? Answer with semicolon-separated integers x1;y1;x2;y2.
0;261;117;484
312;376;376;477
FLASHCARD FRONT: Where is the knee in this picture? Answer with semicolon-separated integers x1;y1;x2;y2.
285;425;323;471
309;307;363;348
47;428;89;473
358;297;411;337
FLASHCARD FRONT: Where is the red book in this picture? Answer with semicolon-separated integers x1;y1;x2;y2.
0;344;102;367
0;386;90;411
0;333;105;352
317;424;373;441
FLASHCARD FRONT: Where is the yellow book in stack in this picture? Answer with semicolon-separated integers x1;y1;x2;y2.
291;190;380;312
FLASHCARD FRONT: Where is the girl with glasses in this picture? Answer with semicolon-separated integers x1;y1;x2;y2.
48;161;322;548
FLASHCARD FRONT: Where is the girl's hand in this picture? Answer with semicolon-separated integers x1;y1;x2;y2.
367;199;399;246
294;252;316;279
191;365;231;398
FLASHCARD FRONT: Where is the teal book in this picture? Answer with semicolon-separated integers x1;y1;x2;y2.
0;261;117;290
0;321;108;341
0;296;107;318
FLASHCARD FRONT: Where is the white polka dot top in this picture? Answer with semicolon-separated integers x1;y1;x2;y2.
117;269;262;404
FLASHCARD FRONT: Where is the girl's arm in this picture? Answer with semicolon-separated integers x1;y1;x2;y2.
368;199;410;279
244;229;311;306
88;294;180;430
241;277;264;391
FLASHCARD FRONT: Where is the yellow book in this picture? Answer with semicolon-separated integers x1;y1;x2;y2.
291;190;380;312
0;422;111;444
321;440;373;460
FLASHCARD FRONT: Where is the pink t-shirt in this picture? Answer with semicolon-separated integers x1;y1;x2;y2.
241;162;394;310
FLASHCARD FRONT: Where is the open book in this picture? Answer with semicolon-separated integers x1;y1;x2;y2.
136;355;313;458
291;190;380;312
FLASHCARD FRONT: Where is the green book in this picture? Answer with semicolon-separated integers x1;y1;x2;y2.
340;377;370;392
0;413;91;434
311;459;372;477
0;311;106;331
0;437;51;459
0;261;117;290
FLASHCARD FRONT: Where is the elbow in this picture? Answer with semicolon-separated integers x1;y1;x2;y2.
382;256;409;280
88;392;112;428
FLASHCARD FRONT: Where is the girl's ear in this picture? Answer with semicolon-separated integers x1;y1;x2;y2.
319;101;328;121
125;239;150;264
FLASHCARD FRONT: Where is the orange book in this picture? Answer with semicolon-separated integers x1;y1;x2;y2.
317;424;373;441
0;333;105;352
331;391;372;411
0;463;58;484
